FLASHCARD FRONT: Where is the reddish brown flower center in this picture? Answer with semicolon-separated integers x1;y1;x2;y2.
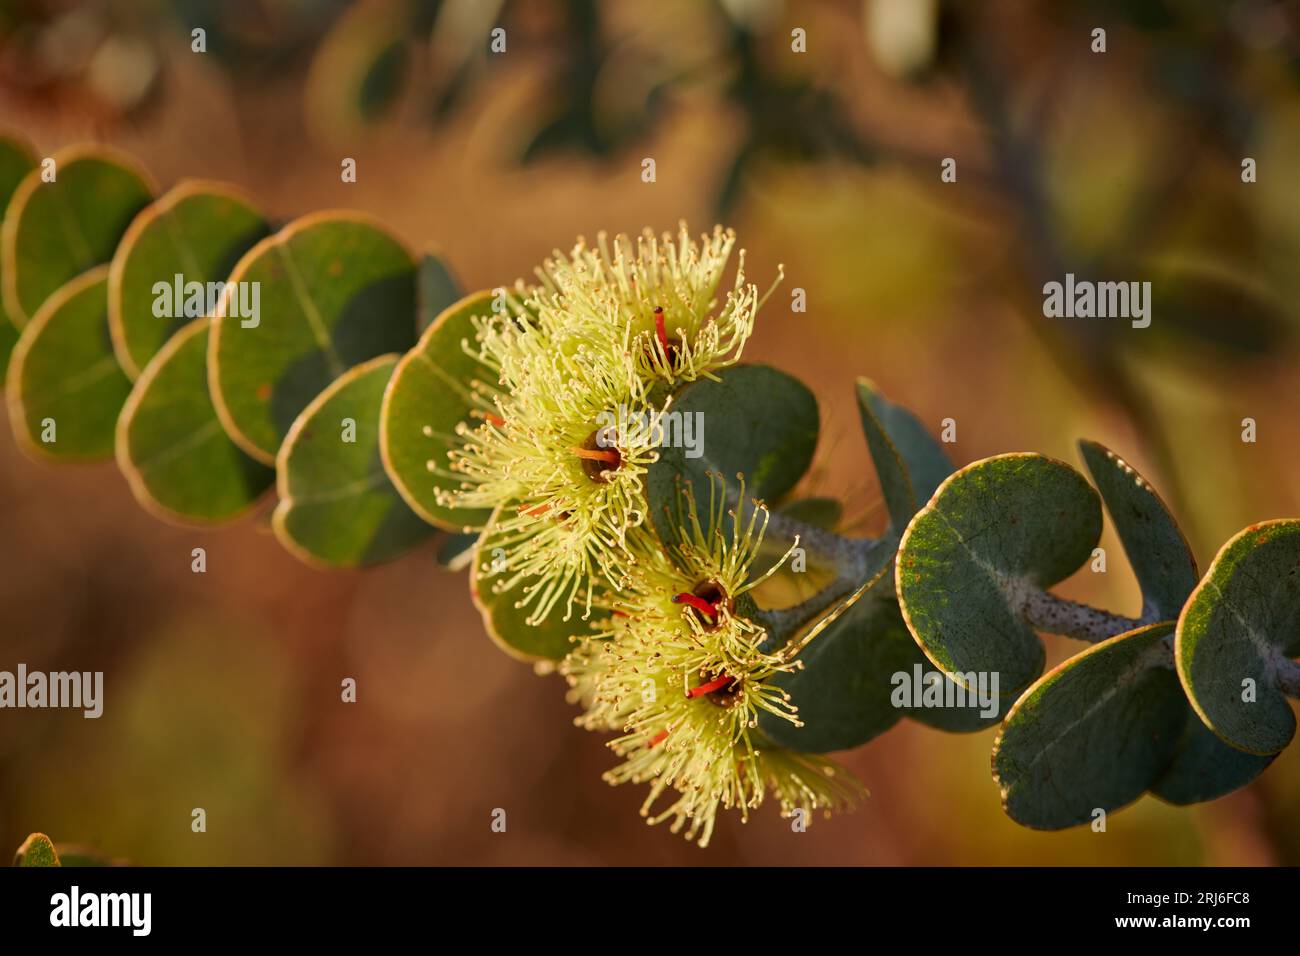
687;673;734;698
573;425;622;482
672;591;718;619
672;580;730;630
687;671;743;707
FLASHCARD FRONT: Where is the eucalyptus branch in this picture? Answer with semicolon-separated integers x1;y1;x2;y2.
1014;584;1143;644
761;508;879;580
11;123;1299;848
750;509;886;653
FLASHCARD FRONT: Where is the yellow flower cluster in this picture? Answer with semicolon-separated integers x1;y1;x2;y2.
563;484;864;846
438;224;862;845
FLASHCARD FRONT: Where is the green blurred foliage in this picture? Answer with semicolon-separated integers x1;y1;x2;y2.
8;617;333;865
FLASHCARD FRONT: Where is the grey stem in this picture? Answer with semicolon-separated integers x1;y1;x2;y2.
752;509;888;653
760;509;879;580
1016;586;1142;644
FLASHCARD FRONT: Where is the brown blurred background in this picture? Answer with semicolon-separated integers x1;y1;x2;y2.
2;0;1299;864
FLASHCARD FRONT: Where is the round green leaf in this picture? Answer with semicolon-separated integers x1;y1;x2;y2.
901;613;1012;734
896;454;1103;699
1176;520;1300;755
646;364;819;548
108;180;270;380
758;538;1006;751
380;290;496;531
209;212;419;464
855;377;953;529
14;832;60;867
6;268;132;461
1078;440;1197;621
992;622;1187;829
470;506;600;661
273;353;433;567
0;134;37;385
116;316;274;524
1;144;153;328
1149;710;1274;806
902;645;1011;734
762;596;910;752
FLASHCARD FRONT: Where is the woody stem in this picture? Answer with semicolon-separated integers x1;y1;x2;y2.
760;510;879;580
1014;584;1142;643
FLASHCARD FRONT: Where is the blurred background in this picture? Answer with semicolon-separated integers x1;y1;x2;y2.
2;0;1300;865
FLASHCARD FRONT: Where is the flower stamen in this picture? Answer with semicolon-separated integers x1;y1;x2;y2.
687;673;734;698
654;306;669;353
672;592;717;619
576;427;623;482
573;446;620;464
651;305;682;366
